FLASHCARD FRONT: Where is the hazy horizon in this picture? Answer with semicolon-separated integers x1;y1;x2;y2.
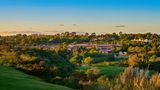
0;0;160;35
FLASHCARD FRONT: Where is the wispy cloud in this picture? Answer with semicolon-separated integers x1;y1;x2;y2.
73;24;77;26
115;25;125;28
59;24;65;26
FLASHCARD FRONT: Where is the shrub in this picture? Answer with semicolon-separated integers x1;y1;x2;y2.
96;67;160;90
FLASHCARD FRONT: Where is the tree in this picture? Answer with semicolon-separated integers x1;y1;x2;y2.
149;55;157;62
70;56;78;65
83;57;93;65
20;54;37;62
128;55;139;66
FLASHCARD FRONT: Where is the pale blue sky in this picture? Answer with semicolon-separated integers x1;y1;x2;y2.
0;0;160;34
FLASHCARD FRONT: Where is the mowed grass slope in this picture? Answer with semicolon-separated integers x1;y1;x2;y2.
0;66;72;90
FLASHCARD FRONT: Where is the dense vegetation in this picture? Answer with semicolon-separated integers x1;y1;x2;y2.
0;32;160;90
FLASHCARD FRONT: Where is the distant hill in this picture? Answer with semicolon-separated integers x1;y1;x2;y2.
0;66;72;90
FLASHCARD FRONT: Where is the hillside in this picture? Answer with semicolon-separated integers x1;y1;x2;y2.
0;66;72;90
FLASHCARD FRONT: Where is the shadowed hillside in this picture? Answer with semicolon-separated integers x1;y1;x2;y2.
0;66;72;90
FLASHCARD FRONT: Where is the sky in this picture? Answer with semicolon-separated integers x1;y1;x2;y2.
0;0;160;35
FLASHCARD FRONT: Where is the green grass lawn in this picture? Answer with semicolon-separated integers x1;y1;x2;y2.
0;66;72;90
96;65;124;78
77;65;124;78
